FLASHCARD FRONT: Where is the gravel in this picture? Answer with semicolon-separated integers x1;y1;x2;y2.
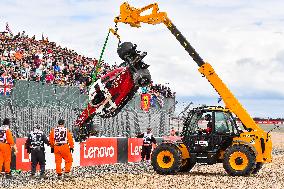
1;132;283;189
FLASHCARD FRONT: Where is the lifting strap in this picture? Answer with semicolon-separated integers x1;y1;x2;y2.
87;24;121;119
91;29;111;82
92;23;121;82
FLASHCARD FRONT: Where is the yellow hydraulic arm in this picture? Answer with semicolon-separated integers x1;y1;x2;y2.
114;2;263;132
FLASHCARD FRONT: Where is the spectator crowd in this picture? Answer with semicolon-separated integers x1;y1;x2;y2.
150;83;175;98
0;28;175;98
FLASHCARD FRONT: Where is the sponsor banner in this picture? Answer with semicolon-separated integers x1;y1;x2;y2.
16;138;80;171
128;138;163;162
17;137;173;170
16;138;34;171
128;138;143;162
73;142;81;167
45;142;80;170
80;137;117;166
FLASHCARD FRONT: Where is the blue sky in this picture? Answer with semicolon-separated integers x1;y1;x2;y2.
0;0;284;117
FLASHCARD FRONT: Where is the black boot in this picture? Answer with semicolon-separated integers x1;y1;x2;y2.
30;173;36;179
5;172;12;179
40;173;48;179
64;172;71;179
57;173;62;179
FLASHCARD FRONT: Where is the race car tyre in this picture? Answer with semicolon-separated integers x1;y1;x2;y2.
223;145;256;176
151;143;182;175
117;42;136;61
133;69;151;87
91;91;105;106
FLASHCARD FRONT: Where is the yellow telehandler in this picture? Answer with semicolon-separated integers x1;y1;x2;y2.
114;2;272;176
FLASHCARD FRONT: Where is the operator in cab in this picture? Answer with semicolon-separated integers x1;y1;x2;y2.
199;114;213;134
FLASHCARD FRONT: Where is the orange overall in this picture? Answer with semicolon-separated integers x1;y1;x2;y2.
49;126;74;174
0;127;14;173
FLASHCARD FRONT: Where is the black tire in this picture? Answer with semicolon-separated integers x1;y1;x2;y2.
223;145;256;176
91;91;105;106
133;69;151;87
251;162;263;174
117;42;135;61
179;158;196;172
151;144;182;175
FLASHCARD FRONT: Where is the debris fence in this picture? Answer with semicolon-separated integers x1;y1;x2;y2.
0;81;175;138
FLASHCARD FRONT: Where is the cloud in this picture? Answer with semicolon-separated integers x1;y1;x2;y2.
0;0;284;117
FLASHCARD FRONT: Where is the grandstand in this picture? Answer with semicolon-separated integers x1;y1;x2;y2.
0;29;176;138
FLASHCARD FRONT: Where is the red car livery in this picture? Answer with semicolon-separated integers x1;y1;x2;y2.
76;42;151;128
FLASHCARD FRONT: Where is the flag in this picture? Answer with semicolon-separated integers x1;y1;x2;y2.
141;93;151;112
0;77;14;96
150;94;157;108
5;22;13;36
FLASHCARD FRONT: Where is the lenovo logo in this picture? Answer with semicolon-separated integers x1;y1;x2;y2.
128;138;143;162
83;144;115;158
80;138;118;166
22;145;31;162
130;143;142;156
16;138;31;171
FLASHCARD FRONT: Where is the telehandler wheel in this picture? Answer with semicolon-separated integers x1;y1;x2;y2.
151;144;182;175
179;158;196;172
223;145;256;176
251;162;263;174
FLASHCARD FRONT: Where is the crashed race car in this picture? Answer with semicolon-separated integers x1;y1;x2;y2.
75;42;151;127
